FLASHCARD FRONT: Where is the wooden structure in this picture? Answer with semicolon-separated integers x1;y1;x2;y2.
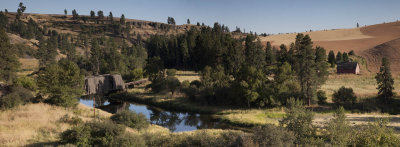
84;74;125;95
337;62;360;74
125;79;148;89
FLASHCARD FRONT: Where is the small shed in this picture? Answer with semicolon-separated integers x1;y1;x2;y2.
337;62;360;74
84;74;125;95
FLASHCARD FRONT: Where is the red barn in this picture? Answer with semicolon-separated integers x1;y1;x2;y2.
337;62;360;74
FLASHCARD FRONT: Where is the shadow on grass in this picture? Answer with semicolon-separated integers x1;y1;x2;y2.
25;141;60;147
315;96;400;115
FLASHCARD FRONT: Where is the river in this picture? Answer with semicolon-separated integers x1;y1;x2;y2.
79;98;231;132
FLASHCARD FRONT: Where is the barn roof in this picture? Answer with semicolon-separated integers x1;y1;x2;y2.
337;62;359;70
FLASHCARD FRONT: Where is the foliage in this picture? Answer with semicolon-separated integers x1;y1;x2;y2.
317;90;327;105
326;106;351;146
293;34;328;106
375;57;395;103
252;125;296;147
165;76;181;95
350;118;400;146
37;59;83;107
336;51;343;63
110;110;149;129
126;68;144;82
349;50;355;56
61;121;143;146
0;28;20;83
280;98;316;145
13;76;37;91
166;69;177;77
59;114;83;126
0;86;34;109
328;50;336;67
333;86;357;105
343;52;349;62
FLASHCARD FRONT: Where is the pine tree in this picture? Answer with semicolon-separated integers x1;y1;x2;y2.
265;41;275;65
336;51;343;63
72;9;79;20
0;28;20;83
108;12;113;22
120;14;125;25
64;9;67;15
343;52;349;62
187;19;190;24
375;57;395;103
90;10;95;18
328;50;335;67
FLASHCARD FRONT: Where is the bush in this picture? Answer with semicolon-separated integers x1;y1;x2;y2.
59;114;83;126
317;90;327;105
252;125;296;147
0;86;34;109
127;68;143;82
13;76;37;91
165;76;181;95
350;118;400;146
333;86;357;105
146;78;167;93
110;110;149;129
166;69;177;76
45;94;79;108
61;121;133;146
111;133;146;147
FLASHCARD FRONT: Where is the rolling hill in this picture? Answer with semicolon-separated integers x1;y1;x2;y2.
260;21;400;72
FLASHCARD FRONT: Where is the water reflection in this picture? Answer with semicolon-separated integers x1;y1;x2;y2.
79;99;229;132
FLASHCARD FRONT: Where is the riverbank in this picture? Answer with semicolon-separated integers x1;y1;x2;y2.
109;89;286;128
0;102;248;146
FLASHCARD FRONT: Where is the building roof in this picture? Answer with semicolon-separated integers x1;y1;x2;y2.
337;62;359;71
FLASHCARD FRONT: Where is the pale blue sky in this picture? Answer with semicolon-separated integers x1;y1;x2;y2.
1;0;399;34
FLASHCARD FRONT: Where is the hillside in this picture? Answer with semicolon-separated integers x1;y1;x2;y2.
260;21;400;72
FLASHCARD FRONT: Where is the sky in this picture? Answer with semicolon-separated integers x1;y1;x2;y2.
1;0;399;34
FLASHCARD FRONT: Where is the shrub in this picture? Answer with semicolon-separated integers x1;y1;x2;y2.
0;86;34;109
146;78;167;93
13;76;37;91
317;90;327;105
350;118;400;146
61;121;130;146
252;125;296;147
111;133;146;147
333;86;357;105
326;106;351;146
128;68;144;82
190;80;202;88
280;98;315;145
165;76;181;95
110;110;149;129
166;69;177;76
59;114;83;126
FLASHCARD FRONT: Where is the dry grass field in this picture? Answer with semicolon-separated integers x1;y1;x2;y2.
260;21;400;72
0;103;112;146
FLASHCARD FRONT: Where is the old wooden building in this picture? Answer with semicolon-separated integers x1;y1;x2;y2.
337;62;360;74
84;74;125;95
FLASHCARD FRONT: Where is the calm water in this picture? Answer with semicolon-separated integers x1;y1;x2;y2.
79;98;229;132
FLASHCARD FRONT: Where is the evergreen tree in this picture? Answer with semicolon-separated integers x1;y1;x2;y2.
278;44;288;63
97;10;104;19
315;46;329;87
37;59;83;107
280;98;315;144
64;9;67;15
343;52;349;62
120;14;125;25
336;51;343;63
89;39;101;75
90;10;95;18
167;17;176;25
375;57;395;103
0;28;20;83
108;12;113;22
187;19;190;24
328;50;335;67
326;106;351;146
265;41;275;64
72;9;79;20
245;34;266;69
0;11;8;28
